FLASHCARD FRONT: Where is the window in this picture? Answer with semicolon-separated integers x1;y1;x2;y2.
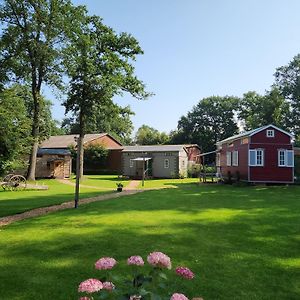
266;130;275;138
278;149;294;167
164;159;170;168
226;152;232;166
249;149;264;166
130;159;134;168
232;151;239;166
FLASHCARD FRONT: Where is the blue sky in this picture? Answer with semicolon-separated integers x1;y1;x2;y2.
48;0;300;133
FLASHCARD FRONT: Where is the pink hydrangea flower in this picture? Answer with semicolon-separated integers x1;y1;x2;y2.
127;255;145;266
102;281;115;291
78;279;103;293
79;297;91;300
95;257;117;270
147;251;172;269
175;266;195;280
170;293;189;300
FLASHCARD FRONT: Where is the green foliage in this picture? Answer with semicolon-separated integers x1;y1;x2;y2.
238;89;290;131
69;144;109;173
0;86;32;175
62;104;134;144
275;53;300;138
172;96;239;152
187;164;201;178
135;125;170;145
0;0;85;179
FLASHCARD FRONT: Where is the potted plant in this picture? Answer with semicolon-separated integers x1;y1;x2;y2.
116;182;124;192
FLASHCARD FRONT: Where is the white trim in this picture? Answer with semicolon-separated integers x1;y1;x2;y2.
249;149;264;166
232;151;239;166
278;149;294;167
226;151;232;166
266;129;275;138
249;124;293;138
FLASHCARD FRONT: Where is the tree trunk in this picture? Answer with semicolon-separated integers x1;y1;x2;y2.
74;109;85;208
27;89;40;181
74;136;82;208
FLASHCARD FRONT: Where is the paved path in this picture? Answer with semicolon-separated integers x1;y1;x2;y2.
57;179;113;190
0;189;144;227
124;180;141;190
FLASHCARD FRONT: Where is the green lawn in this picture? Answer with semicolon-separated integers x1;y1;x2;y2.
71;174;130;188
0;184;300;299
0;179;112;217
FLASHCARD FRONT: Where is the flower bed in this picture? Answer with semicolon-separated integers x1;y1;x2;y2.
77;252;202;300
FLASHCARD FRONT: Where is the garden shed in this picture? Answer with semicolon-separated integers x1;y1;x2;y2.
122;144;200;178
216;124;294;183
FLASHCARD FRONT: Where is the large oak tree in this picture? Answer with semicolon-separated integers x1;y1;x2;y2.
0;0;84;180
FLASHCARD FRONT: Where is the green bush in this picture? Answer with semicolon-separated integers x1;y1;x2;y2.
187;164;201;178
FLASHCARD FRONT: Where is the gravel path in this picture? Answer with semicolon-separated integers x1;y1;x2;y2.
0;189;144;227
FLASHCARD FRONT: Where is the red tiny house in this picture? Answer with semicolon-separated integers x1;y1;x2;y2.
217;125;294;183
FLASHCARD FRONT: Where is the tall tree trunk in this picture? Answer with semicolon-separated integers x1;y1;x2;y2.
74;109;85;208
27;89;40;181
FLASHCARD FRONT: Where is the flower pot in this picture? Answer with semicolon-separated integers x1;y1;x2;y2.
117;187;123;192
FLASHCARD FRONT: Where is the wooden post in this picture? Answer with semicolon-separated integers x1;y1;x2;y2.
74;137;81;209
142;156;145;187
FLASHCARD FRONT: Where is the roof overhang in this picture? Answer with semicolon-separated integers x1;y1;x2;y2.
131;157;152;161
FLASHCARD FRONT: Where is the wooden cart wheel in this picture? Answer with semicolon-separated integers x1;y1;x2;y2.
10;175;27;191
3;174;14;183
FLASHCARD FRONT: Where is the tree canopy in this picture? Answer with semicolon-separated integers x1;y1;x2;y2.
275;53;300;139
0;0;85;180
171;96;239;152
135;125;170;145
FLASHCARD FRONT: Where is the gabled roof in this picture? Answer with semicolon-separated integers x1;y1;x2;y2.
217;125;293;145
122;145;187;153
40;133;122;149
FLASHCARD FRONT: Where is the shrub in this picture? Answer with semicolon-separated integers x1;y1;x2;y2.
77;252;201;300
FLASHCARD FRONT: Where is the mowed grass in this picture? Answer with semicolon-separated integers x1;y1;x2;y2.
70;175;130;188
0;179;112;217
1;184;300;299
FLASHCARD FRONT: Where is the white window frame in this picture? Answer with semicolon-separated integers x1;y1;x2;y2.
164;159;170;169
249;149;264;166
232;151;239;166
278;149;294;167
266;129;275;138
130;159;134;168
226;151;232;166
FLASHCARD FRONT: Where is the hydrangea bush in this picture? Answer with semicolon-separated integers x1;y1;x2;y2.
78;252;201;300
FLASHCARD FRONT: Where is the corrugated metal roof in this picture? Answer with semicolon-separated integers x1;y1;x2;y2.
123;145;186;152
37;148;71;156
40;133;107;148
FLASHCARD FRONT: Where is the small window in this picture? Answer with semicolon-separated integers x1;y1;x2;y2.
226;152;232;166
164;159;170;169
266;130;275;138
130;159;134;168
232;151;239;166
